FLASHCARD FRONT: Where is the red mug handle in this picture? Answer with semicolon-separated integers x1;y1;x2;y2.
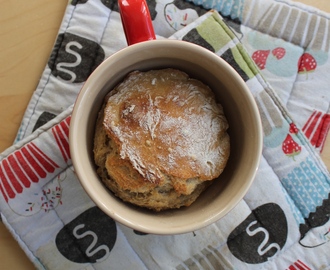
118;0;156;45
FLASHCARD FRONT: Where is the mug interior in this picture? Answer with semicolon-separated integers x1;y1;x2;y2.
70;40;262;234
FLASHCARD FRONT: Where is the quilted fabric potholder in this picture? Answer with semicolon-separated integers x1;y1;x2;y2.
0;0;330;269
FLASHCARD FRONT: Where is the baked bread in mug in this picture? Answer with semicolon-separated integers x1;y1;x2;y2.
93;68;230;211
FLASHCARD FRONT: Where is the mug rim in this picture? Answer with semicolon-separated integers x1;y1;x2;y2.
70;39;263;234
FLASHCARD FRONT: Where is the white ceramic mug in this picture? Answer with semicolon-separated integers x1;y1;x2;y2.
69;0;262;234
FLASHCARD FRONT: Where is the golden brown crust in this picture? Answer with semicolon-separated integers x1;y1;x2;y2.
93;68;230;211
